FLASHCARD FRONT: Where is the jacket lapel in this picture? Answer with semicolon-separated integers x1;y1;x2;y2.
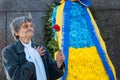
14;39;36;54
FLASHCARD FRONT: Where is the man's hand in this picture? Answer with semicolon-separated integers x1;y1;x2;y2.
56;50;65;68
36;46;45;56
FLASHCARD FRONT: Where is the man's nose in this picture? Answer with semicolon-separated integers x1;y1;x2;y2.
28;26;33;30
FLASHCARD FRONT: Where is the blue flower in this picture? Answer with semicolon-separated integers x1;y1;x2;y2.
69;2;94;48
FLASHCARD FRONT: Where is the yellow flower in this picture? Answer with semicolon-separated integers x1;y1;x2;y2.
66;46;109;80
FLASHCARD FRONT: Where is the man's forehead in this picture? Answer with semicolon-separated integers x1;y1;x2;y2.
21;21;33;25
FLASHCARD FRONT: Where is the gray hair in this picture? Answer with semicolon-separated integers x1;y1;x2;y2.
10;16;32;40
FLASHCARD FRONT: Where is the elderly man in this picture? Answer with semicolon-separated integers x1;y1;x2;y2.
2;16;65;80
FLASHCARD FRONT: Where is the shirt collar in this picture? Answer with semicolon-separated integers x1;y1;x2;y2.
20;39;32;48
14;39;35;53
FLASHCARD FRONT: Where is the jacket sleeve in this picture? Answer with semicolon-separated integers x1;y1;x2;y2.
2;48;36;80
45;48;65;80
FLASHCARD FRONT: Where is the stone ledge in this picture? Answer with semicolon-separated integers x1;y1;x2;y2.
0;0;56;11
91;0;120;9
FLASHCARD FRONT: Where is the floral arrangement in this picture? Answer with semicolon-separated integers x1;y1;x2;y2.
44;1;117;80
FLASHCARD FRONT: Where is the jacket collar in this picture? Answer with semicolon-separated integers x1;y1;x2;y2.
14;39;36;53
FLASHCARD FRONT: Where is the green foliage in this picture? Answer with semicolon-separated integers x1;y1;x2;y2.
47;38;59;55
44;3;59;57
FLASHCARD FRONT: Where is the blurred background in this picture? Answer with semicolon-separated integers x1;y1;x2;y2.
0;0;120;79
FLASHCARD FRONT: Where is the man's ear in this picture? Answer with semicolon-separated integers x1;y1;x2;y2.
14;32;19;36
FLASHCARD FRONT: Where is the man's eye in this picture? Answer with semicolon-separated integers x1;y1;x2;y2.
24;25;28;28
30;24;33;28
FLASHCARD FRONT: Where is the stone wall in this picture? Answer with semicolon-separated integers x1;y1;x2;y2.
0;0;120;79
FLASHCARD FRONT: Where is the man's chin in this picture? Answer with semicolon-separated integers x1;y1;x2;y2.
27;34;34;38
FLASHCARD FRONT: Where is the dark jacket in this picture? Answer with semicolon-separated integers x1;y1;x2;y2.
2;40;64;80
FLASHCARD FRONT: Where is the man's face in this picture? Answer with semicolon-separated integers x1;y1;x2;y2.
15;22;34;39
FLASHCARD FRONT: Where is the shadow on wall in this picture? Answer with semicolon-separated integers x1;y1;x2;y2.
0;38;7;80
